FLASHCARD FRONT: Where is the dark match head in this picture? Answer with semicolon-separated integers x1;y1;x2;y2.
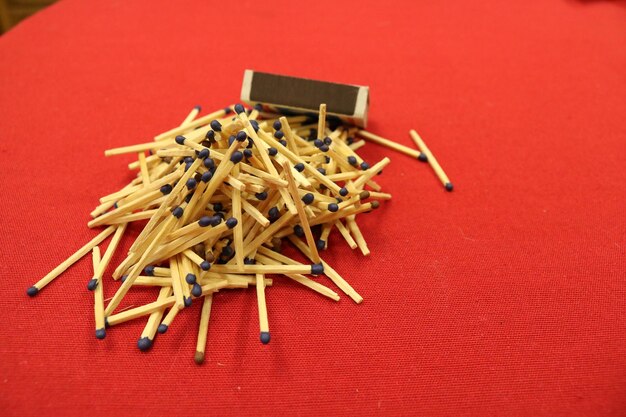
200;261;211;271
113;202;118;209
246;138;254;148
160;184;173;195
311;263;324;275
293;224;304;237
250;120;260;132
316;239;326;251
347;136;354;145
210;120;222;132
226;217;238;229
319;144;329;152
157;324;168;334
186;178;197;190
317;167;326;175
191;283;202;297
445;182;454;192
206;130;215;141
210;215;222;226
26;286;39;297
279;139;287;147
184;156;193;164
198;148;210;159
244;257;256;265
314;139;324;148
359;190;370;200
371;201;380;209
328;203;339;212
347;156;357;166
274;130;284;139
144;265;155;276
234;103;245;114
339;187;348;197
273;120;282;130
268;147;278;156
294;163;305;172
195;351;205;365
360;162;370;170
236;131;248;142
185;273;197;285
228;135;236;146
121;275;128;283
87;279;98;291
95;328;106;339
255;191;268;201
301;193;314;205
224;107;233;114
260;331;271;345
137;337;153;352
268;207;279;221
324;137;332;146
243;149;253;158
184;297;193;307
184;161;193;172
203;158;215;169
418;153;428;162
201;171;212;183
175;135;186;145
171;206;184;218
254;103;263;111
199;216;212;227
230;151;244;164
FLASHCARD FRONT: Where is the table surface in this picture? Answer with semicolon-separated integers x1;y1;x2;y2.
0;1;625;416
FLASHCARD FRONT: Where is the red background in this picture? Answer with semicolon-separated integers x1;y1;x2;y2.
1;1;625;416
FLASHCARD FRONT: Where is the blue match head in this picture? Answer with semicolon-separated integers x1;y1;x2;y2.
260;331;270;344
360;162;370;170
347;156;357;165
234;103;245;114
144;265;155;276
325;156;331;163
199;216;211;227
194;105;202;111
324;137;332;145
157;324;168;334
236;131;247;142
254;103;263;111
160;184;173;195
445;182;454;192
293;225;304;237
268;147;278;156
206;130;215;141
230;151;244;164
200;261;211;271
184;156;194;164
172;206;184;218
268;207;279;220
319;144;329;152
203;158;215;170
244;257;256;265
255;191;268;201
224;107;233;114
418;153;428;162
246;138;254;148
95;328;106;339
314;139;323;148
26;286;39;297
279;139;287;147
137;337;153;351
316;239;325;250
328;203;339;212
273;120;282;130
339;187;348;197
301;193;314;205
213;202;223;212
222;245;234;257
210;120;222;131
105;317;109;328
228;135;236;146
191;283;202;297
226;217;238;229
186;178;197;190
201;171;212;183
347;136;354;145
243;149;253;159
121;274;128;283
185;161;193;171
308;129;318;140
185;273;197;285
198;148;210;159
113;202;118;209
294;163;305;172
175;135;186;145
317;167;326;175
274;130;284;139
250;120;260;132
87;279;98;291
210;215;222;226
184;297;193;307
311;263;324;275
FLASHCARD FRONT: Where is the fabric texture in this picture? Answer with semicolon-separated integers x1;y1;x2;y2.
0;0;625;416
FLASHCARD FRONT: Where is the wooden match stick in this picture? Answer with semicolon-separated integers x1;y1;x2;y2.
195;293;213;364
138;286;172;351
357;130;428;162
409;129;453;191
92;246;106;339
88;223;127;291
256;273;270;344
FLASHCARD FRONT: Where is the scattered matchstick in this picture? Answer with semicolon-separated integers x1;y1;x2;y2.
409;129;453;191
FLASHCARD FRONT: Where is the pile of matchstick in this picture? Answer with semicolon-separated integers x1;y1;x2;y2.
26;102;452;364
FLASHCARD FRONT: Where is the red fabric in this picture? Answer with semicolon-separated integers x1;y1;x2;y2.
1;0;625;416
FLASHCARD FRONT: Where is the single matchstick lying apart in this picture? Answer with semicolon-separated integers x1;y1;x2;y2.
27;101;451;364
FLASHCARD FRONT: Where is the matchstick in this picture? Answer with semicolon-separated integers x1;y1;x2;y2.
357;130;428;162
92;246;106;339
409;129;453;191
256;273;270;344
88;223;127;291
195;294;213;364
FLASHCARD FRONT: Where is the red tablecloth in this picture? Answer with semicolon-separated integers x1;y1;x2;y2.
1;1;625;416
